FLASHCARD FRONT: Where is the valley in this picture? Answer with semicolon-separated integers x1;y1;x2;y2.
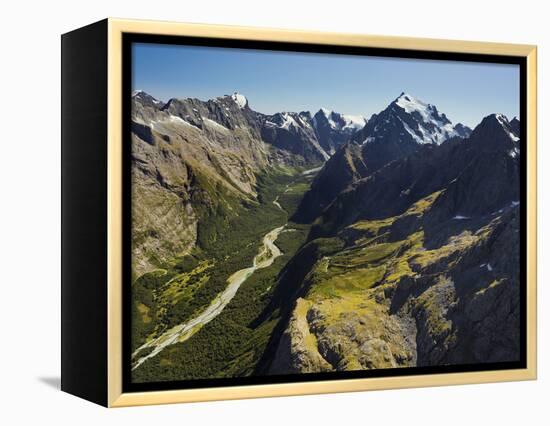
130;90;521;383
131;163;316;382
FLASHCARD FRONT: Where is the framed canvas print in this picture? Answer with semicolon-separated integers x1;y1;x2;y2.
61;18;537;407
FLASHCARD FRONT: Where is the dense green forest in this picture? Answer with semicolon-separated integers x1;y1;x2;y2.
131;166;314;381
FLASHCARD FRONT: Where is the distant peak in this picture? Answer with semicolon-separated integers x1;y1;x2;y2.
473;113;519;143
132;90;163;107
395;92;422;102
361;93;470;145
394;92;427;108
231;92;248;109
392;92;446;125
488;114;515;133
494;113;510;126
313;108;366;132
396;91;411;100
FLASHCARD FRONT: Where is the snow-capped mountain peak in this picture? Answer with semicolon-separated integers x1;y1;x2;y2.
341;114;368;131
132;90;164;107
494;114;519;142
319;107;333;116
355;92;472;147
509;116;520;138
388;92;469;144
467;113;521;158
231;92;248;109
264;112;307;131
394;92;436;121
278;112;298;130
486;113;520;142
318;107;337;128
315;108;367;132
495;113;508;124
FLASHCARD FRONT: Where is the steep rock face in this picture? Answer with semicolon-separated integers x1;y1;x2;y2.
259;107;367;166
419;208;520;365
296;93;472;225
356;93;471;171
130;91;367;275
311;108;367;154
268;197;520;374
509;117;520;137
131;92;300;275
269;294;416;373
132;90;165;108
453;122;473;138
266;113;520;374
312;114;519;238
293;142;368;223
260;111;329;165
157;96;270;194
269;298;333;374
131;131;198;277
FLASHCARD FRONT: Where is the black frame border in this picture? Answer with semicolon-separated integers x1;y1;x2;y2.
122;33;528;394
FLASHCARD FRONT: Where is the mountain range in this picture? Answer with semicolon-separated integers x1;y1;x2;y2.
294;93;473;222
266;111;519;372
129;89;520;382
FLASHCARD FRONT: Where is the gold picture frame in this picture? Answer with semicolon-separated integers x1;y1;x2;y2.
61;18;537;407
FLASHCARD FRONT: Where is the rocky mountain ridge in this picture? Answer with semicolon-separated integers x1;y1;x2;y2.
129;88;521;381
130;90;365;274
294;93;473;223
263;112;521;374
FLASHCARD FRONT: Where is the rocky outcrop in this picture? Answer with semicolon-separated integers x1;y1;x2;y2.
131;93;270;275
131;89;521;376
269;298;333;374
267;113;521;374
268;200;520;374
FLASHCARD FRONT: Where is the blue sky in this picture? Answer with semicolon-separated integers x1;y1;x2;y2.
132;43;519;128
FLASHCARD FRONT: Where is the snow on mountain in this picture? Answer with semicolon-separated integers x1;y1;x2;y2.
468;113;521;158
316;108;337;128
509;117;520;138
132;90;163;107
310;108;367;154
279;112;299;130
231;92;248;109
266;108;365;141
358;92;471;147
395;93;433;118
495;113;520;142
392;92;467;144
480;113;520;144
315;108;367;133
341;114;368;131
265;112;299;130
453;123;472;139
261;111;330;161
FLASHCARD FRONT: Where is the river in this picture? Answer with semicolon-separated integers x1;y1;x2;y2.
132;166;321;370
132;224;287;370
